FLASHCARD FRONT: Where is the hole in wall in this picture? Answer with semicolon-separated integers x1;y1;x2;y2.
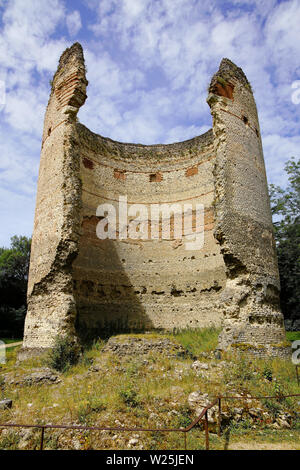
171;286;183;297
48;127;52;136
149;173;163;182
114;169;126;180
83;157;94;169
242;115;249;126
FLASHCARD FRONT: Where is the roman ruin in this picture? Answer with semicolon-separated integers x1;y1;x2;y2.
20;43;288;358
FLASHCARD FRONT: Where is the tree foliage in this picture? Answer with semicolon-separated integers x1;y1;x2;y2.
269;158;300;321
0;235;31;337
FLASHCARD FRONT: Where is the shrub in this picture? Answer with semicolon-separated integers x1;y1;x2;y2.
176;405;192;428
77;397;106;424
119;386;139;407
272;381;286;401
223;354;255;384
262;366;273;382
47;336;80;372
77;400;90;423
125;360;141;378
263;399;281;418
88;396;106;413
226;416;253;436
149;431;164;450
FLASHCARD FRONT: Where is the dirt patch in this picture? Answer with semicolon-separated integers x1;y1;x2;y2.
228;441;299;450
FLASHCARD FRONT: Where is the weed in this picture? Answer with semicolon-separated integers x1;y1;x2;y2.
76;394;106;423
228;416;252;434
89;396;106;413
148;431;164;450
0;430;21;449
176;404;192;428
77;400;91;423
216;76;228;87
125;360;141;378
0;375;5;399
119;386;139;408
46;336;80;372
272;381;287;401
262;366;273;382
223;354;255;385
263;399;281;418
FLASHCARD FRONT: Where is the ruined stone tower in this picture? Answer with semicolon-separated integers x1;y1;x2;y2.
20;43;288;358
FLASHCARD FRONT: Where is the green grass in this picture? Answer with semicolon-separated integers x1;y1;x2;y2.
170;326;220;356
286;331;300;342
0;338;22;344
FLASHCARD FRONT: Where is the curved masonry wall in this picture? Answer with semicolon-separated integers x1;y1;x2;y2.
73;125;226;336
20;43;288;357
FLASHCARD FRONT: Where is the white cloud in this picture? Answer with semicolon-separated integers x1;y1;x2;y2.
4;86;47;135
263;133;300;186
0;0;67;246
2;0;65;38
0;0;299;245
0;0;67;75
0;125;39;246
66;10;82;37
265;0;300;82
0;186;35;247
0;126;39;196
165;124;210;144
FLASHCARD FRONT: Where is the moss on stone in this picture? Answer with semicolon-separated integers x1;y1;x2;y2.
231;343;266;351
216;76;228;87
270;341;291;349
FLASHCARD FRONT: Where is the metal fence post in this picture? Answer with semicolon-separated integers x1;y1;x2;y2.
218;397;222;437
40;426;45;451
204;411;209;450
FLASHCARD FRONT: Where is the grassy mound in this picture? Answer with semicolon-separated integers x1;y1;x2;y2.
0;328;299;450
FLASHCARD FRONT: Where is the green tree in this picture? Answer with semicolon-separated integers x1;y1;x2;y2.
269;158;300;323
0;235;31;337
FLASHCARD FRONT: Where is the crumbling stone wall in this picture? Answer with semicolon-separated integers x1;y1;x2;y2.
207;59;287;354
72;124;226;340
20;43;287;358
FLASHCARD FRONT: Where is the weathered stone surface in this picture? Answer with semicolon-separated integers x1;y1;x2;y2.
188;391;217;423
102;334;187;358
20;44;287;357
188;391;295;429
4;368;61;386
0;399;12;410
207;59;288;356
191;360;209;371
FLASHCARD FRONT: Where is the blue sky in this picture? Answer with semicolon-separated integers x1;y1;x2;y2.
0;0;299;247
